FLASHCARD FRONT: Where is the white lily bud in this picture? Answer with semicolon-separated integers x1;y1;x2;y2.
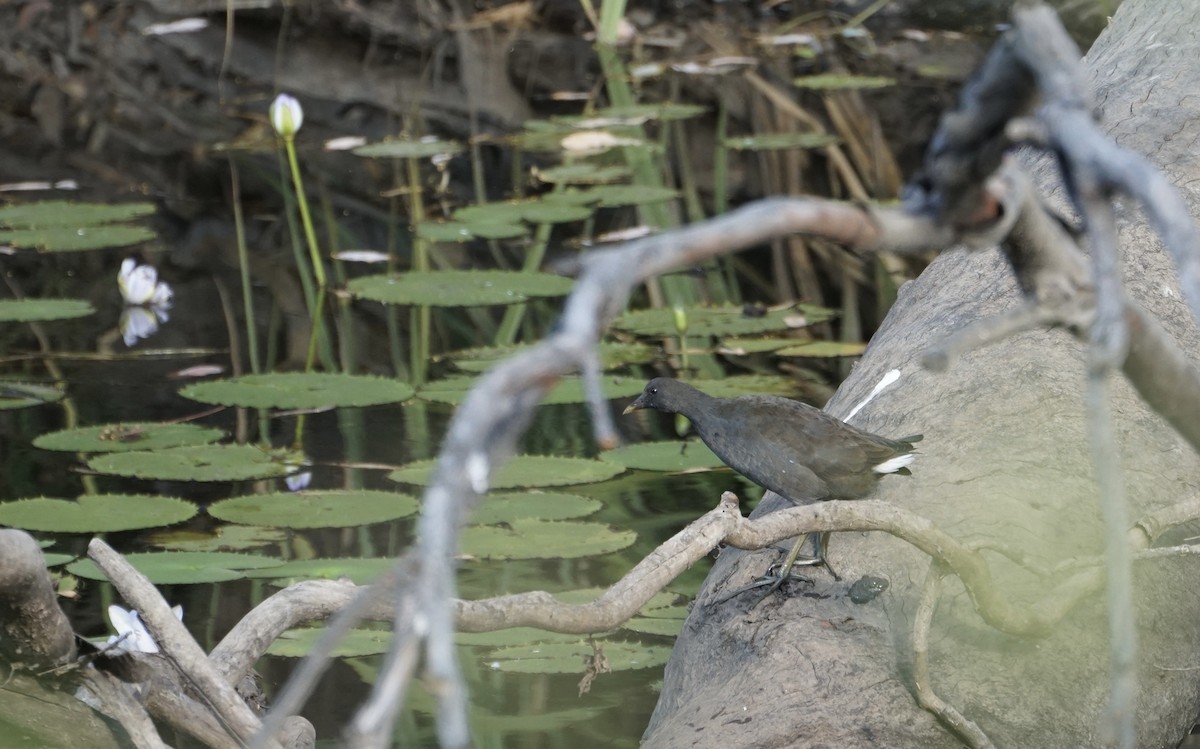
270;93;304;137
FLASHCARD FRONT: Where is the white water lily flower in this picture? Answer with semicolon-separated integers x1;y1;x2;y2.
118;258;173;307
106;604;183;654
270;93;303;137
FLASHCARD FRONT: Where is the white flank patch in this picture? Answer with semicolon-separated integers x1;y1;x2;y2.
845;368;902;422
873;453;915;474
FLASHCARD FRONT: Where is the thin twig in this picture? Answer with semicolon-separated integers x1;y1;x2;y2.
911;560;996;749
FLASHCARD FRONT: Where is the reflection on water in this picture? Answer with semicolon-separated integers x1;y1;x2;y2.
4;333;748;745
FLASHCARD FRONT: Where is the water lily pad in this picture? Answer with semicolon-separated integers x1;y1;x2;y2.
534;164;631;185
414;221;474;243
243;557;396;585
348;271;573;307
472;492;602;524
518;202;592;224
716;337;797;355
452;202;531;224
352;138;464;159
461;519;635;560
88;444;297;482
67;551;283;584
0;298;94;322
209;489;418;529
389;455;623;488
43;553;75;567
456;627;583;648
793;73;895;90
269;627;393;657
723;133;841;151
600;441;724;472
179;373;414;409
445;341;655;373
554;103;707;126
0;381;64;410
0;200;156;251
34;422;225;453
417;375;645;406
775;340;868;357
0;201;156;227
486;640;671;673
682;375;805;399
146;524;288;553
467;222;528;240
0;494;196;533
613;303;836;337
623;617;685;637
0;226;156;251
578;184;679;207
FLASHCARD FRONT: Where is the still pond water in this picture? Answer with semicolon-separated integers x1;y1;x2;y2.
0;294;765;747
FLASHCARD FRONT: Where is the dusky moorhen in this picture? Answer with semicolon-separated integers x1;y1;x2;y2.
623;377;920;589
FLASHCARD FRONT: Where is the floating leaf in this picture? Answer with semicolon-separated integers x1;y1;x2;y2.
0;225;156;252
623;617;685;637
554;103;707;126
445;341;655;373
209;489;419;529
456;627;583;648
179;373;414;409
472;492;602;524
793;73;895;90
453;202;531;224
269;627;393;657
414;221;475;242
683;375;807;399
534;164;631;185
0;494;196;533
0;201;156;227
613;303;836;337
348;271;573;307
417;375;645;406
67;551;283;584
775;340;868;357
518;202;592;224
88;444;297;482
34;422;225;453
716;337;797;355
352;138;464;159
0;298;94;322
43;553;75;567
723;133;841;151
460;519;635;560
578;184;679;207
486;640;671;673
468;222;528;240
600;441;724;472
146;524;288;553
389;455;623;488
243;557;395;585
0;381;63;410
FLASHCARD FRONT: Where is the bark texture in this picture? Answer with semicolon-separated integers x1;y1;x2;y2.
643;2;1200;747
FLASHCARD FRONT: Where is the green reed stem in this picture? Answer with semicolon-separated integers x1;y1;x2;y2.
229;160;261;374
404;155;431;385
282;135;327;289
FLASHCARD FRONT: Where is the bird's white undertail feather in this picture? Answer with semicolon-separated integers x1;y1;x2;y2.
872;453;915;474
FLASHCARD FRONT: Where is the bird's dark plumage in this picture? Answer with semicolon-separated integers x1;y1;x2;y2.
623;377;919;503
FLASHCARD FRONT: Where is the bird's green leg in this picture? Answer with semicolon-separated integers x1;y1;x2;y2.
755;532;840;599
